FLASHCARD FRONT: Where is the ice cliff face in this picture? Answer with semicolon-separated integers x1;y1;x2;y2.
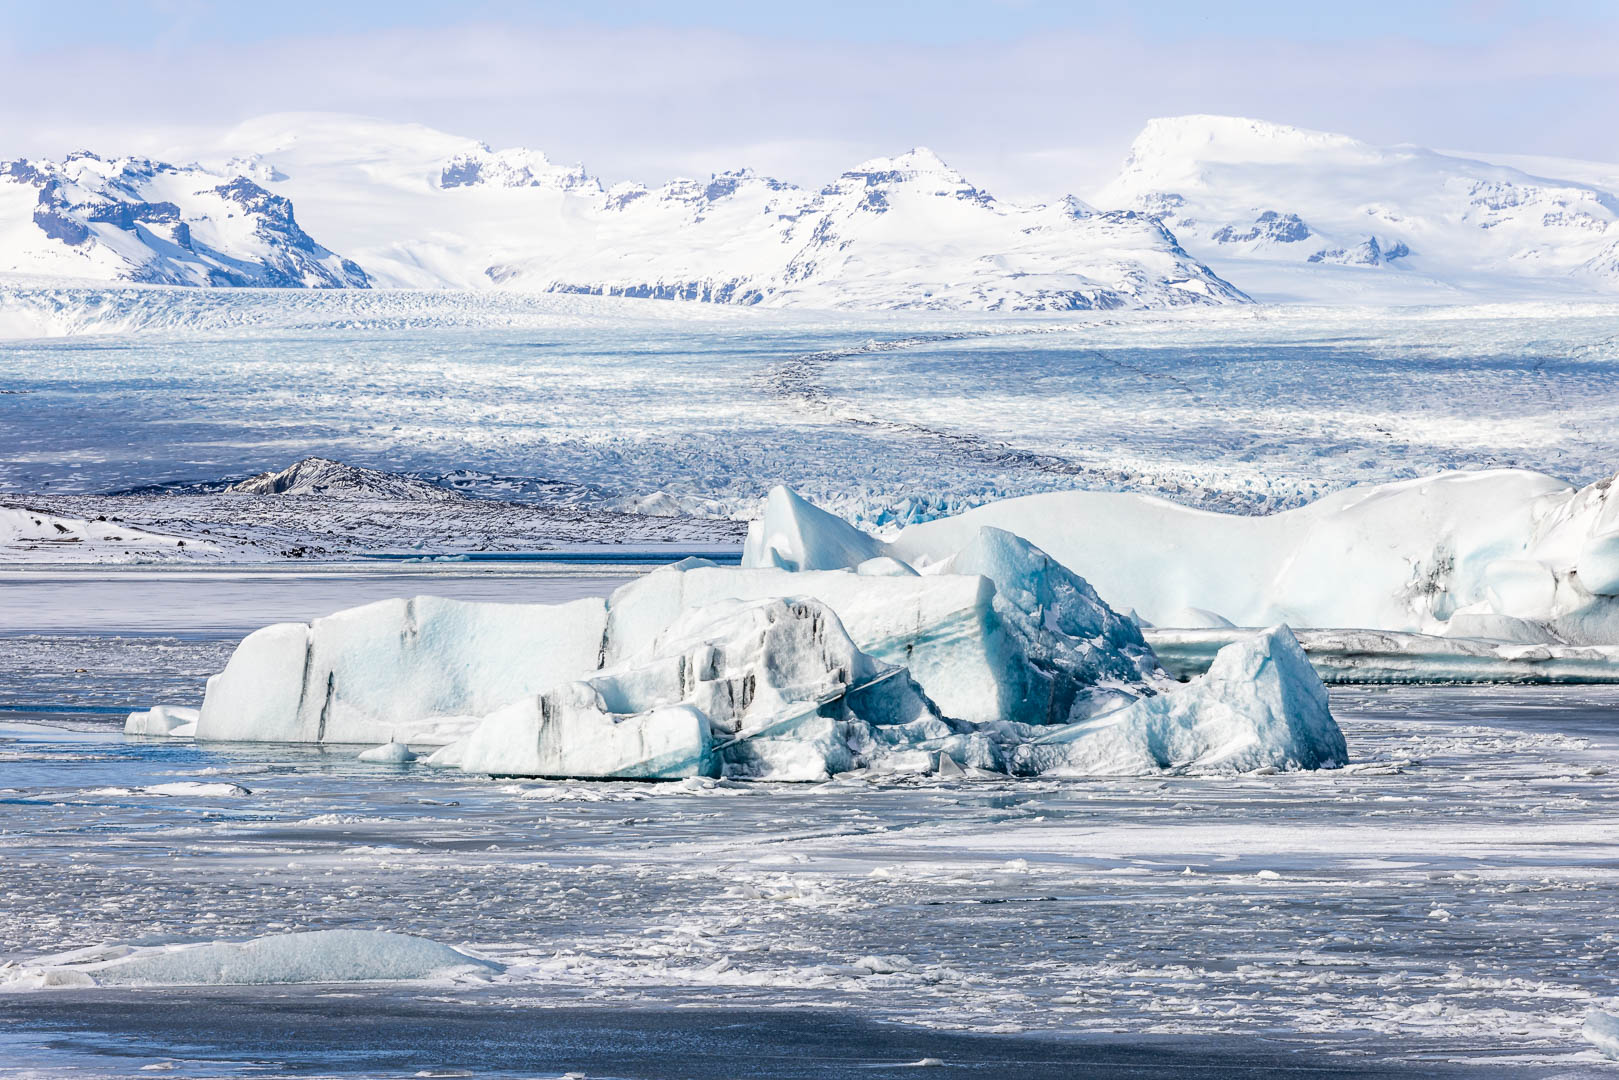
0;152;367;288
1095;114;1619;302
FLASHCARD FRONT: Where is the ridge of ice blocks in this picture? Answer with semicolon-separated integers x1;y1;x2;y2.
748;472;1619;645
1017;626;1345;775
2;930;501;990
615;528;1162;727
192;491;1345;780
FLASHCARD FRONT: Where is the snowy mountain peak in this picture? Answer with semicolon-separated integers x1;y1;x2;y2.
1096;114;1619;302
1125;115;1380;169
0;151;367;288
439;144;598;192
2;114;1242;309
848;147;955;176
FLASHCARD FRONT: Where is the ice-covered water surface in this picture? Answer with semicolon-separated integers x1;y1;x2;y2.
3;683;1619;1074
2;297;1617;523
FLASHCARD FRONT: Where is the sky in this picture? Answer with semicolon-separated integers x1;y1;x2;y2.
2;0;1616;200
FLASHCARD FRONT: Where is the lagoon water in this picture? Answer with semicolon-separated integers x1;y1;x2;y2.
2;565;1619;1077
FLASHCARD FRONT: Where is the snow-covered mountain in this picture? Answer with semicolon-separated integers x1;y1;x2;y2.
0;115;1242;310
9;112;1617;307
204;115;1245;310
1094;115;1619;303
0;152;368;287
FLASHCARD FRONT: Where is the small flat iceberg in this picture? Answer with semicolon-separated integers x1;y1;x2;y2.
124;705;199;737
2;929;501;990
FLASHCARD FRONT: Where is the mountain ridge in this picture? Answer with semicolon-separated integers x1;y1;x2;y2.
4;112;1617;307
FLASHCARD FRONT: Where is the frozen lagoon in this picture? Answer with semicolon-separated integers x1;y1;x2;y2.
3;567;1619;1076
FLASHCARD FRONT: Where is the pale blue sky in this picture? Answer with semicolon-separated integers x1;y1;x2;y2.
2;0;1614;198
8;0;1615;48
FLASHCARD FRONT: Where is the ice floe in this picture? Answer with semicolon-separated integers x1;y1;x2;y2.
1;929;500;990
124;705;199;737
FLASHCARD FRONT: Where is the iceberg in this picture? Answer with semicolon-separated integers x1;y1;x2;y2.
357;740;418;763
198;595;608;745
124;705;199;737
742;486;888;571
1016;626;1344;775
3;930;500;990
183;490;1345;781
747;472;1619;646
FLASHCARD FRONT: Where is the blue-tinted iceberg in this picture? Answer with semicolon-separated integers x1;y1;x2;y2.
198;595;607;745
1015;626;1345;775
174;489;1345;780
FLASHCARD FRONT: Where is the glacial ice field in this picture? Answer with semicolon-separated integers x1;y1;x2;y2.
0;568;1617;1076
5;291;1619;1075
2;290;1618;525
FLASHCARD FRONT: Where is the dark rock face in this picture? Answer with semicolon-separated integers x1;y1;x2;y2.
440;158;484;188
1308;237;1398;266
1213;211;1312;244
32;208;89;246
548;280;767;305
604;188;648;211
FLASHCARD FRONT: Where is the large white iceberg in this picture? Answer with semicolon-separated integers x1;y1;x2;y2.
180;493;1345;781
198;595;608;745
746;471;1619;646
